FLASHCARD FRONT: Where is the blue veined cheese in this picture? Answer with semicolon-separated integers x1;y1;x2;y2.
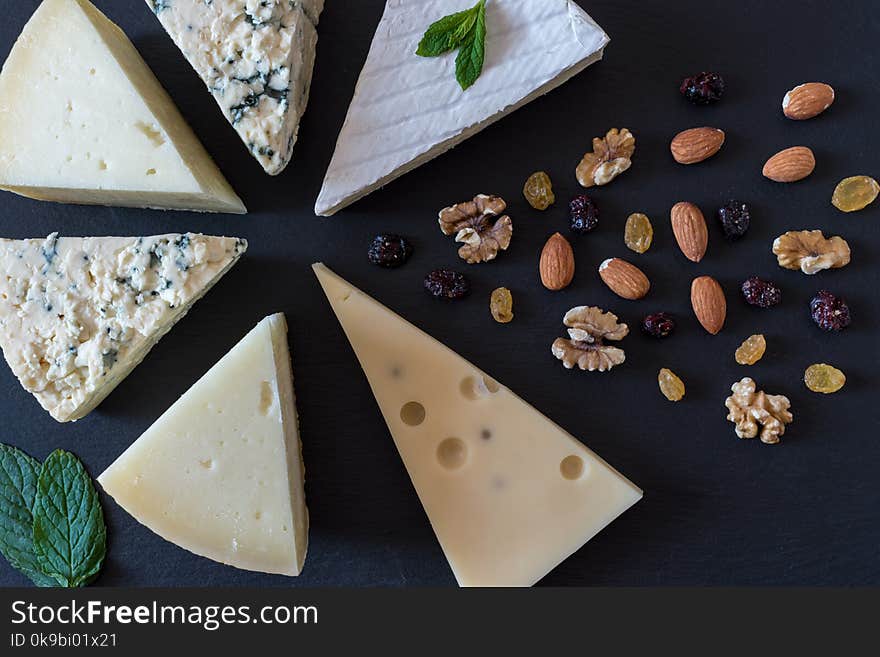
148;0;324;175
0;233;247;422
0;0;246;213
99;314;308;577
315;0;609;215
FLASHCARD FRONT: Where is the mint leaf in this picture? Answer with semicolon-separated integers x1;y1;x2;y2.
32;450;106;587
455;1;487;90
0;444;56;586
416;6;476;57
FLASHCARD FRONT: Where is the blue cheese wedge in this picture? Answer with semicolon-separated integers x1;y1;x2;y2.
147;0;324;175
314;264;641;586
315;0;609;215
99;314;308;577
0;0;246;213
0;233;247;423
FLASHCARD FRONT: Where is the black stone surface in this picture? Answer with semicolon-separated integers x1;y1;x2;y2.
0;0;877;587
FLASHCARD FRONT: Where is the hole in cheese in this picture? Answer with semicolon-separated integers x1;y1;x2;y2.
146;168;157;176
437;438;468;470
400;401;426;426
258;381;274;415
460;375;500;400
135;121;166;147
560;455;585;480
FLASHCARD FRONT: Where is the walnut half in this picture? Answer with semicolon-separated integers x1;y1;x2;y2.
772;230;851;275
552;306;628;372
576;128;635;188
438;194;513;264
725;377;793;445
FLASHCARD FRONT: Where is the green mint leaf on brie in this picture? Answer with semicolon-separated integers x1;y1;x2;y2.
416;0;488;90
0;444;57;586
32;450;106;587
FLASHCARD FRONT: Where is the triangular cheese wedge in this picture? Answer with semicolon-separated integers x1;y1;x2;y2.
146;0;324;176
0;233;247;422
315;0;609;215
98;314;308;576
0;0;246;213
313;264;641;586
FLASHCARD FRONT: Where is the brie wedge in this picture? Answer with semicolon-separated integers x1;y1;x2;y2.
146;0;324;176
0;233;247;422
314;264;641;586
99;314;308;577
0;0;246;213
315;0;609;216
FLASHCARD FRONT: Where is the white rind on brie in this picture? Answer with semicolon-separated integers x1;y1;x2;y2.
147;0;325;176
315;0;609;216
0;0;246;213
0;233;247;422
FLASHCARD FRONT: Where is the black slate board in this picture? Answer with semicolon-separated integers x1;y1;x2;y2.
0;0;878;587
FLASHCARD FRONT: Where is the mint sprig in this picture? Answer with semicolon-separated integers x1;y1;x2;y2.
0;445;106;587
416;0;488;90
0;445;56;586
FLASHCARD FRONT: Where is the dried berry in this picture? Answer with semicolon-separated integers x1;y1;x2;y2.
624;213;653;253
831;176;879;212
735;334;766;365
523;171;555;210
569;195;600;233
368;234;413;268
741;276;782;308
680;71;725;105
658;368;686;401
641;312;676;338
424;269;470;300
810;290;851;331
489;287;513;323
717;200;751;240
804;364;846;394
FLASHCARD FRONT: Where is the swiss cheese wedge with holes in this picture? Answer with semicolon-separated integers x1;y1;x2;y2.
314;264;641;586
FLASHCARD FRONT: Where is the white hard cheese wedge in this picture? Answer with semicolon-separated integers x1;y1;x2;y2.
313;264;641;586
0;233;247;422
98;314;308;577
146;0;324;175
315;0;609;215
0;0;246;213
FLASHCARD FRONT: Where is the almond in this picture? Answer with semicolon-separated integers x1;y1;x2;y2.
598;258;650;300
670;202;708;263
670;127;725;164
763;146;815;182
782;82;835;120
539;232;575;291
690;276;726;335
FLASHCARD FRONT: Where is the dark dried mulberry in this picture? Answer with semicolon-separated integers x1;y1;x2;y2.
569;195;600;233
717;200;751;240
680;71;725;105
368;234;413;268
424;269;470;300
810;290;851;331
642;312;676;338
741;276;782;308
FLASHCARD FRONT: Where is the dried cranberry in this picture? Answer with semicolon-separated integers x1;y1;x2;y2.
641;312;676;338
424;269;470;300
569;195;600;233
741;276;782;307
717;200;751;240
810;290;851;331
680;71;725;105
368;234;413;268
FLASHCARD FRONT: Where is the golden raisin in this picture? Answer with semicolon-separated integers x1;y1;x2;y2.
489;287;514;323
523;171;555;210
735;334;766;365
831;176;879;212
658;368;685;401
804;363;845;393
624;213;653;254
